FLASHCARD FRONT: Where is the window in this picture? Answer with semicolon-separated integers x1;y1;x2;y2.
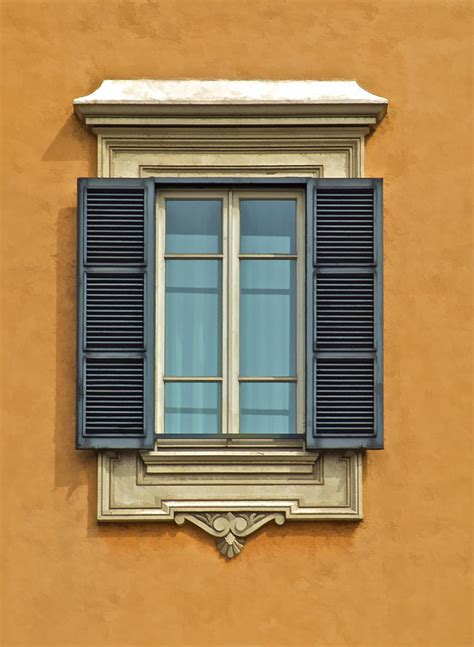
74;79;388;548
156;189;305;437
77;177;383;451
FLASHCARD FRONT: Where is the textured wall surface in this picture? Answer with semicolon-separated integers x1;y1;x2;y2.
1;1;472;646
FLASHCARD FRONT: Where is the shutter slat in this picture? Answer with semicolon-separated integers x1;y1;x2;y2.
307;179;383;450
77;178;155;449
316;272;374;351
316;187;374;264
85;186;145;265
85;273;145;351
315;358;374;435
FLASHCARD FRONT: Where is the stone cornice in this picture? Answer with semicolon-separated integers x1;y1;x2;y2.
73;80;387;129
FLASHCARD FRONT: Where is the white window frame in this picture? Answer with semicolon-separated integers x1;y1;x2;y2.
156;188;305;438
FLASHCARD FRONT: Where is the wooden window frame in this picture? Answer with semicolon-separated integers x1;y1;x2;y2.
156;187;305;438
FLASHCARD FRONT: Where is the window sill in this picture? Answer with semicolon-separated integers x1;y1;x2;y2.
141;438;316;479
98;447;362;556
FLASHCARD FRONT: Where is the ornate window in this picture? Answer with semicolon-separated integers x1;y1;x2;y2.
74;80;387;557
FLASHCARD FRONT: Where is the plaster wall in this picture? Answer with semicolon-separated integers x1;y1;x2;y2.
1;1;472;646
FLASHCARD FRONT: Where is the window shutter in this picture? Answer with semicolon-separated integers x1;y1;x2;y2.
306;179;383;449
77;178;155;449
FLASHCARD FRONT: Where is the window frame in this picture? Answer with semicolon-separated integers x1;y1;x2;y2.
155;184;306;439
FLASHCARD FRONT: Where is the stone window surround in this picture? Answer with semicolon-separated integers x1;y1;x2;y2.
74;80;387;558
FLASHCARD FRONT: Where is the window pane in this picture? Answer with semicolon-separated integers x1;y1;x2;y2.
165;260;221;376
240;260;296;376
166;199;222;253
240;382;296;434
240;199;296;254
165;382;221;434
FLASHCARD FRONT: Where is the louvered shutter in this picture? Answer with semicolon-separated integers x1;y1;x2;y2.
77;178;155;449
307;179;383;449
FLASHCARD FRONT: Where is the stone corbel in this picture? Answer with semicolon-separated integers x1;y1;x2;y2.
175;512;286;558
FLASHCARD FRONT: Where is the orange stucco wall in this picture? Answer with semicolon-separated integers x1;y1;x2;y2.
1;1;472;646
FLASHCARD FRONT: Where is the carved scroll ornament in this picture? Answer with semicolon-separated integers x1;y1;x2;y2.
175;512;286;558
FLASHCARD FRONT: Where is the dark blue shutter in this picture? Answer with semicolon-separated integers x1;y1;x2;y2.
306;179;383;449
77;178;155;449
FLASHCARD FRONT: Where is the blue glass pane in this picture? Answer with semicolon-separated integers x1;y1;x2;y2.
165;382;221;435
166;199;222;253
165;260;221;376
240;199;296;254
240;260;296;377
240;383;296;434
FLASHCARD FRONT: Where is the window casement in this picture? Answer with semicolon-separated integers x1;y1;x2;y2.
156;189;305;438
77;177;383;450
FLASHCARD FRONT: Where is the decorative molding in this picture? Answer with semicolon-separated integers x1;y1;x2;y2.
139;164;323;177
98;449;362;519
92;121;365;558
175;512;286;558
139;441;321;486
97;449;361;555
95;129;365;179
74;79;387;129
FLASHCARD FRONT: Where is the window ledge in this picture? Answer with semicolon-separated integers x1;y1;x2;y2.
99;449;362;557
141;439;317;477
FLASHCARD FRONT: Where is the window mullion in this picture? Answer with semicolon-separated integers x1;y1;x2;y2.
227;190;240;435
221;192;229;435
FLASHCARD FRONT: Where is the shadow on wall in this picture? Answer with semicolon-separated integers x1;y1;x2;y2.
43;114;95;164
50;112;94;503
